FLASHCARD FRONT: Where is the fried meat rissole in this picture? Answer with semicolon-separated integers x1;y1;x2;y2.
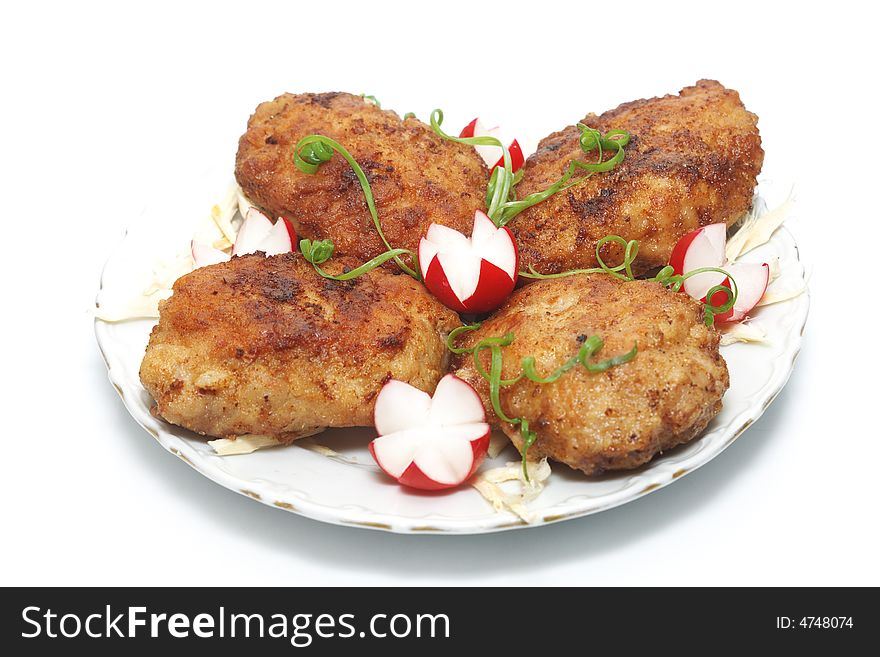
453;276;729;475
139;253;460;442
235;92;488;263
511;80;763;277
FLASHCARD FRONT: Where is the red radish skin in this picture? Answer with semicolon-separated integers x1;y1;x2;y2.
674;224;728;299
491;139;525;172
459;257;518;314
419;212;518;314
459;118;524;173
280;217;297;246
706;279;735;321
422;246;517;314
459;118;478;139
668;224;770;324
422;256;468;313
668;226;704;275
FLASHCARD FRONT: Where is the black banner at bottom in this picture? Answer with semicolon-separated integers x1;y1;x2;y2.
0;587;872;654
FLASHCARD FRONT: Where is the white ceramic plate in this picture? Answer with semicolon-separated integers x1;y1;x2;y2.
95;171;808;534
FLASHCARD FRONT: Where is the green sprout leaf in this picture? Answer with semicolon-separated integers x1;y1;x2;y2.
300;238;335;265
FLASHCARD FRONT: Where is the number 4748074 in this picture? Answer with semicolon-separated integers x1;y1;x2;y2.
800;617;853;629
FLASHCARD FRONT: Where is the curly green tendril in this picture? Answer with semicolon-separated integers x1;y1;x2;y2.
447;324;637;480
653;264;739;326
520;234;738;327
430;110;630;228
299;238;417;281
293;135;420;280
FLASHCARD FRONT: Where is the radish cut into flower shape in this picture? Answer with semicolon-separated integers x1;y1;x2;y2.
418;210;518;313
459;118;524;172
369;374;491;490
668;223;769;323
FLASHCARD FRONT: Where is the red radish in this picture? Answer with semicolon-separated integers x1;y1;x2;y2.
191;240;231;268
418;210;518;314
459;118;480;138
253;216;296;256
232;207;273;255
497;139;524;173
669;223;727;298
369;374;491;490
191;208;297;269
711;262;770;322
669;223;769;323
232;207;296;257
459;118;524;172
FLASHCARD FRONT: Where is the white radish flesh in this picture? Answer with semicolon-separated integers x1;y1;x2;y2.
682;224;728;299
232;207;274;256
370;374;491;489
254;217;294;256
373;380;432;436
191;240;230;268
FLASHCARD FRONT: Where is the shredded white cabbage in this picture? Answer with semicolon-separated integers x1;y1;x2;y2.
209;428;327;456
95;250;192;321
208;434;283;455
757;283;808;307
719;320;769;346
236;187;254;221
720;191;805;324
726;190;794;262
297;439;339;458
142;252;194;297
472;458;551;523
766;255;782;283
97;185;254;323
190;185;239;251
206;184;240;247
94;291;169;322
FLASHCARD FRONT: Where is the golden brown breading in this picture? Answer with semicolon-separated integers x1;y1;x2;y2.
453;276;729;475
235;92;488;264
139;253;460;441
511;80;763;277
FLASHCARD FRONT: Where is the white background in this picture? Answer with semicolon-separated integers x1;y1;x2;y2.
2;0;877;586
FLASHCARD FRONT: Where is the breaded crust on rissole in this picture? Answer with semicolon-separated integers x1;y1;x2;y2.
235;92;488;264
511;80;763;277
140;253;460;442
453;276;729;475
